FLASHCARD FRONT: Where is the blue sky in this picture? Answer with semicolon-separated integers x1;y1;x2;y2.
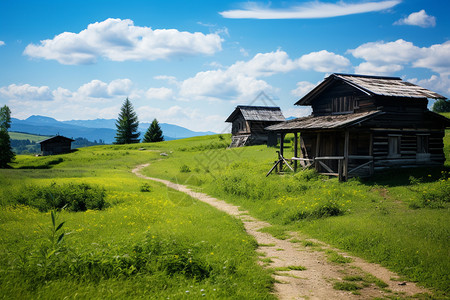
0;0;449;132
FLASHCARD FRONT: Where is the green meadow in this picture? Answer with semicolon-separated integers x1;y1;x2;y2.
0;131;449;298
8;132;50;142
0;146;274;299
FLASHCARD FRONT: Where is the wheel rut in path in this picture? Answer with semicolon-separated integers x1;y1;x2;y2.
133;164;430;300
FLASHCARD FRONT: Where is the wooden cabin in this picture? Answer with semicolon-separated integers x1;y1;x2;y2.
226;105;285;147
39;135;74;156
266;73;450;180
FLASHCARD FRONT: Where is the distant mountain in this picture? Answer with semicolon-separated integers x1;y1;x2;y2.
62;118;215;139
286;116;297;120
11;115;216;144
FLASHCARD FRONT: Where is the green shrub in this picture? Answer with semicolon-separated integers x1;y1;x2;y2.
179;164;191;173
11;183;107;212
140;183;151;192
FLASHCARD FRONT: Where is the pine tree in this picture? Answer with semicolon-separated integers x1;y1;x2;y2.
0;105;15;168
143;119;164;143
114;98;140;144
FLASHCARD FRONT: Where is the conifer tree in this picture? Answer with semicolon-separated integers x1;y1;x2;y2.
0;105;15;168
114;98;140;144
143;118;164;143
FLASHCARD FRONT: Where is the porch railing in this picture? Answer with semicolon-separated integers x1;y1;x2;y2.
267;153;373;180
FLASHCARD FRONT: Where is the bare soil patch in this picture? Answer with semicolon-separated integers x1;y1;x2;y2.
133;164;430;299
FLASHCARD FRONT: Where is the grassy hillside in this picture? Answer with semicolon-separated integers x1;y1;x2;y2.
137;133;449;295
1;132;449;297
8;131;50;142
0;144;274;299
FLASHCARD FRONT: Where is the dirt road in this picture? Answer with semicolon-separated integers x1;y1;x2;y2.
133;164;429;299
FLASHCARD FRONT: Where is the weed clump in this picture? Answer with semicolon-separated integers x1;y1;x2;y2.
179;164;191;173
13;232;216;286
140;183;151;192
408;175;450;209
11;183;107;212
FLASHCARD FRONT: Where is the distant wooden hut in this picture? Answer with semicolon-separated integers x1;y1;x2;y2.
226;105;285;147
266;73;450;180
38;135;74;156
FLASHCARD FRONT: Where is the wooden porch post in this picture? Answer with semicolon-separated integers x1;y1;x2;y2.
294;132;298;172
315;132;321;171
279;133;285;172
342;130;349;181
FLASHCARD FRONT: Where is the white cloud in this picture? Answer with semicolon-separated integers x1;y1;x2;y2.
348;39;422;64
232;50;299;77
145;87;173;100
297;50;350;72
137;105;222;132
349;39;450;76
220;0;400;19
240;48;249;57
179;69;272;101
354;62;403;75
108;79;133;96
78;80;109;98
291;81;316;97
0;41;5;46
0;84;53;101
154;75;179;86
77;79;133;98
283;107;312;118
24;18;223;65
394;10;436;28
413;41;450;75
179;49;350;101
409;75;450;97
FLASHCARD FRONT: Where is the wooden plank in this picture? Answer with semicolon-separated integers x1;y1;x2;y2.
279;133;285;172
291;157;315;161
294;132;298;172
315;156;345;160
349;160;373;174
266;160;281;177
348;155;373;159
318;161;335;173
343;130;349;181
315;132;321;171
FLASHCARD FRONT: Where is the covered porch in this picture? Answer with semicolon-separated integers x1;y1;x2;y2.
265;111;381;181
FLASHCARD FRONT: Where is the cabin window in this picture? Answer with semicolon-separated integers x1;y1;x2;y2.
417;135;429;154
332;96;355;113
388;135;401;158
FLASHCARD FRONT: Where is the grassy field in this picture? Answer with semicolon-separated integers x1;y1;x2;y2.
0;146;274;299
137;133;450;295
1;131;449;298
8;131;50;142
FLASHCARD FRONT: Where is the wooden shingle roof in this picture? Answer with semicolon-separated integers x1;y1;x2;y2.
226;105;285;122
38;135;75;144
296;73;446;105
265;111;383;132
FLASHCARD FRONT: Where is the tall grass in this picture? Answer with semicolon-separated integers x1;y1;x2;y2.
0;143;274;299
138;134;450;294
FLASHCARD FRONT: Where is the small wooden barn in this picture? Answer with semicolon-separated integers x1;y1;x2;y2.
266;73;450;180
226;105;285;147
39;135;74;156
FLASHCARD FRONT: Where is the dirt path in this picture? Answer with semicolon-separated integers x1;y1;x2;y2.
133;164;430;299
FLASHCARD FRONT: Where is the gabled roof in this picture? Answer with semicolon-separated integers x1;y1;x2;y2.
225;105;285;122
296;73;446;106
38;135;75;144
265;111;383;132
